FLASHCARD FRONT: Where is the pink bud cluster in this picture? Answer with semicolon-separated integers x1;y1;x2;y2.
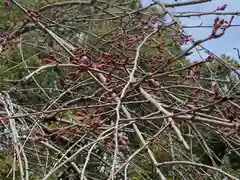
211;16;234;38
178;34;193;45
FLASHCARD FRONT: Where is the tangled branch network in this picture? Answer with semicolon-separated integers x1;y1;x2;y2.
0;0;240;179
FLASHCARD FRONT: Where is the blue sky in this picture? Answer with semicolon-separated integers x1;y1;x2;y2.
140;0;240;61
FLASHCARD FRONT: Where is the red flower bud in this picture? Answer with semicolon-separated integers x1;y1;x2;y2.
218;19;224;25
27;10;41;18
41;58;55;64
3;0;9;7
151;65;157;72
101;52;111;58
214;17;219;25
218;4;227;11
93;63;105;69
89;122;101;128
